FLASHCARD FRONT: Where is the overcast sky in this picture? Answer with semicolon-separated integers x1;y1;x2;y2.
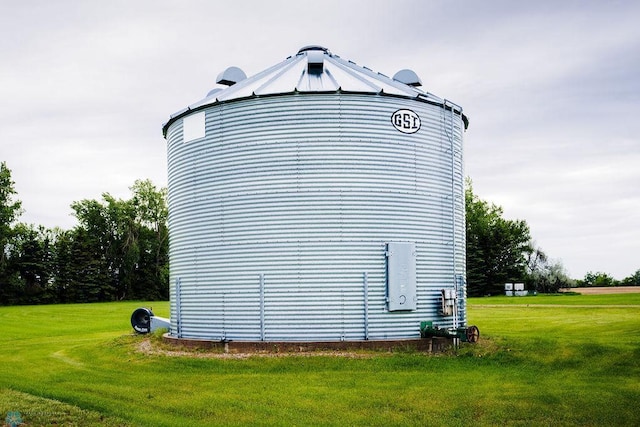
1;0;639;280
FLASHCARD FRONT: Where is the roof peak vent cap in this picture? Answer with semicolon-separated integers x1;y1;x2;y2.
298;45;330;55
216;66;247;86
393;69;422;87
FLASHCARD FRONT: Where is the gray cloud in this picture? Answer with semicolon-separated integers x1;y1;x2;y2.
1;0;638;279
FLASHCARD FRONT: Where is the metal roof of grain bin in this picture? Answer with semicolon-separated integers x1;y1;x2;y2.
163;46;470;343
163;46;468;136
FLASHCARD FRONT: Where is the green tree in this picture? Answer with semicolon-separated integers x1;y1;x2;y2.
59;227;115;302
525;246;573;293
465;179;532;296
70;196;131;301
4;224;56;304
129;180;169;300
622;269;640;286
577;271;618;287
68;180;169;302
0;162;24;304
51;228;75;302
0;162;22;230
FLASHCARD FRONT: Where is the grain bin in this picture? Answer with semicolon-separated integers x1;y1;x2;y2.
161;46;470;343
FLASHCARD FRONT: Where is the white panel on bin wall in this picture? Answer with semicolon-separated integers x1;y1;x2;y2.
182;111;205;142
386;242;417;311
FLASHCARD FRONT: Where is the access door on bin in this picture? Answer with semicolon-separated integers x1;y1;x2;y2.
386;242;417;311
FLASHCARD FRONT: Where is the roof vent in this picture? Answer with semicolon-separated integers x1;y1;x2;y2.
393;69;422;87
216;66;247;86
298;45;330;54
307;50;324;75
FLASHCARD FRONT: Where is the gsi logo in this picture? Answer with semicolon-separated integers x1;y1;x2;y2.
391;109;421;134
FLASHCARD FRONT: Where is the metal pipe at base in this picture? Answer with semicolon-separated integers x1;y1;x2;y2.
420;321;480;343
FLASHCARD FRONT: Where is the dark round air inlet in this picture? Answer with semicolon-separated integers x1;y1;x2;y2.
131;307;154;334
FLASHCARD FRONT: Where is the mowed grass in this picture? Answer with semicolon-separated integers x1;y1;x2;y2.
0;294;638;426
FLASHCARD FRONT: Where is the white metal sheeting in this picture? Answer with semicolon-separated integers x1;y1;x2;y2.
165;90;466;341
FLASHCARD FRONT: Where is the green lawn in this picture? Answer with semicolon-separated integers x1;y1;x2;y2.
0;294;639;426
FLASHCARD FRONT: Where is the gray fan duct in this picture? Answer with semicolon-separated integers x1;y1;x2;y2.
131;307;171;334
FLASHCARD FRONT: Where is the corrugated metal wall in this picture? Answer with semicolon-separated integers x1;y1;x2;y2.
166;93;466;341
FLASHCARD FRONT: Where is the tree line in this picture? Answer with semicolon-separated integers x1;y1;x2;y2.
0;162;168;305
0;161;638;305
